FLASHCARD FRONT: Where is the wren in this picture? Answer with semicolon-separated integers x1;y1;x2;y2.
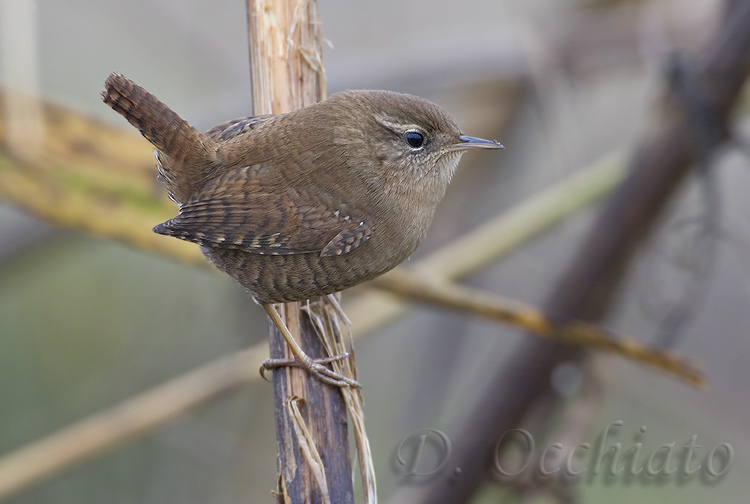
102;72;503;385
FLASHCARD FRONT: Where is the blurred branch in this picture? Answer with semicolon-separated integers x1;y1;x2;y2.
0;90;204;266
399;1;750;503
371;271;703;386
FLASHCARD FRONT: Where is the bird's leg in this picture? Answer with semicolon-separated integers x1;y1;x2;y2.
261;303;361;388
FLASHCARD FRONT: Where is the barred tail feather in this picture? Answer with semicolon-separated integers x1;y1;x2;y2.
102;72;216;204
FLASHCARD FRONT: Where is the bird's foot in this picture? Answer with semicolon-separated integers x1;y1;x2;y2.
263;303;360;388
260;353;360;388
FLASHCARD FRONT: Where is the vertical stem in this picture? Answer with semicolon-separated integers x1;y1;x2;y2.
248;0;325;115
246;1;354;503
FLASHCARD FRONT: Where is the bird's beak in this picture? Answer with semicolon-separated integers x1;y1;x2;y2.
447;135;504;152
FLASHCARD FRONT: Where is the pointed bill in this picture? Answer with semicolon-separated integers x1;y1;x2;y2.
447;135;504;152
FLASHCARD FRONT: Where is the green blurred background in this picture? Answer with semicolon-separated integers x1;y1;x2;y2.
1;0;749;502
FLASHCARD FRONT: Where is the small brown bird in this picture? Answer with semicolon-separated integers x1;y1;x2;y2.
102;72;502;386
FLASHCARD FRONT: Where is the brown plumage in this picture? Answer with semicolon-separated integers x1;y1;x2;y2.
102;72;502;304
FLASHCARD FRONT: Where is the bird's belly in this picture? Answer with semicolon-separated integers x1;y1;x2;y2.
200;241;409;304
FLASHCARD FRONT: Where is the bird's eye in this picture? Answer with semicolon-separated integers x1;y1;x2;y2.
404;130;425;149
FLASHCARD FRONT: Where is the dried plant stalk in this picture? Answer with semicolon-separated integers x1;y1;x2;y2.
247;1;367;502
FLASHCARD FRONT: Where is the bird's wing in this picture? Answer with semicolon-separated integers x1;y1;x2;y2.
204;116;274;142
153;165;371;256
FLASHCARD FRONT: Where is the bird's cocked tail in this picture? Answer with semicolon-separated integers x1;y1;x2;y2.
102;72;216;204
